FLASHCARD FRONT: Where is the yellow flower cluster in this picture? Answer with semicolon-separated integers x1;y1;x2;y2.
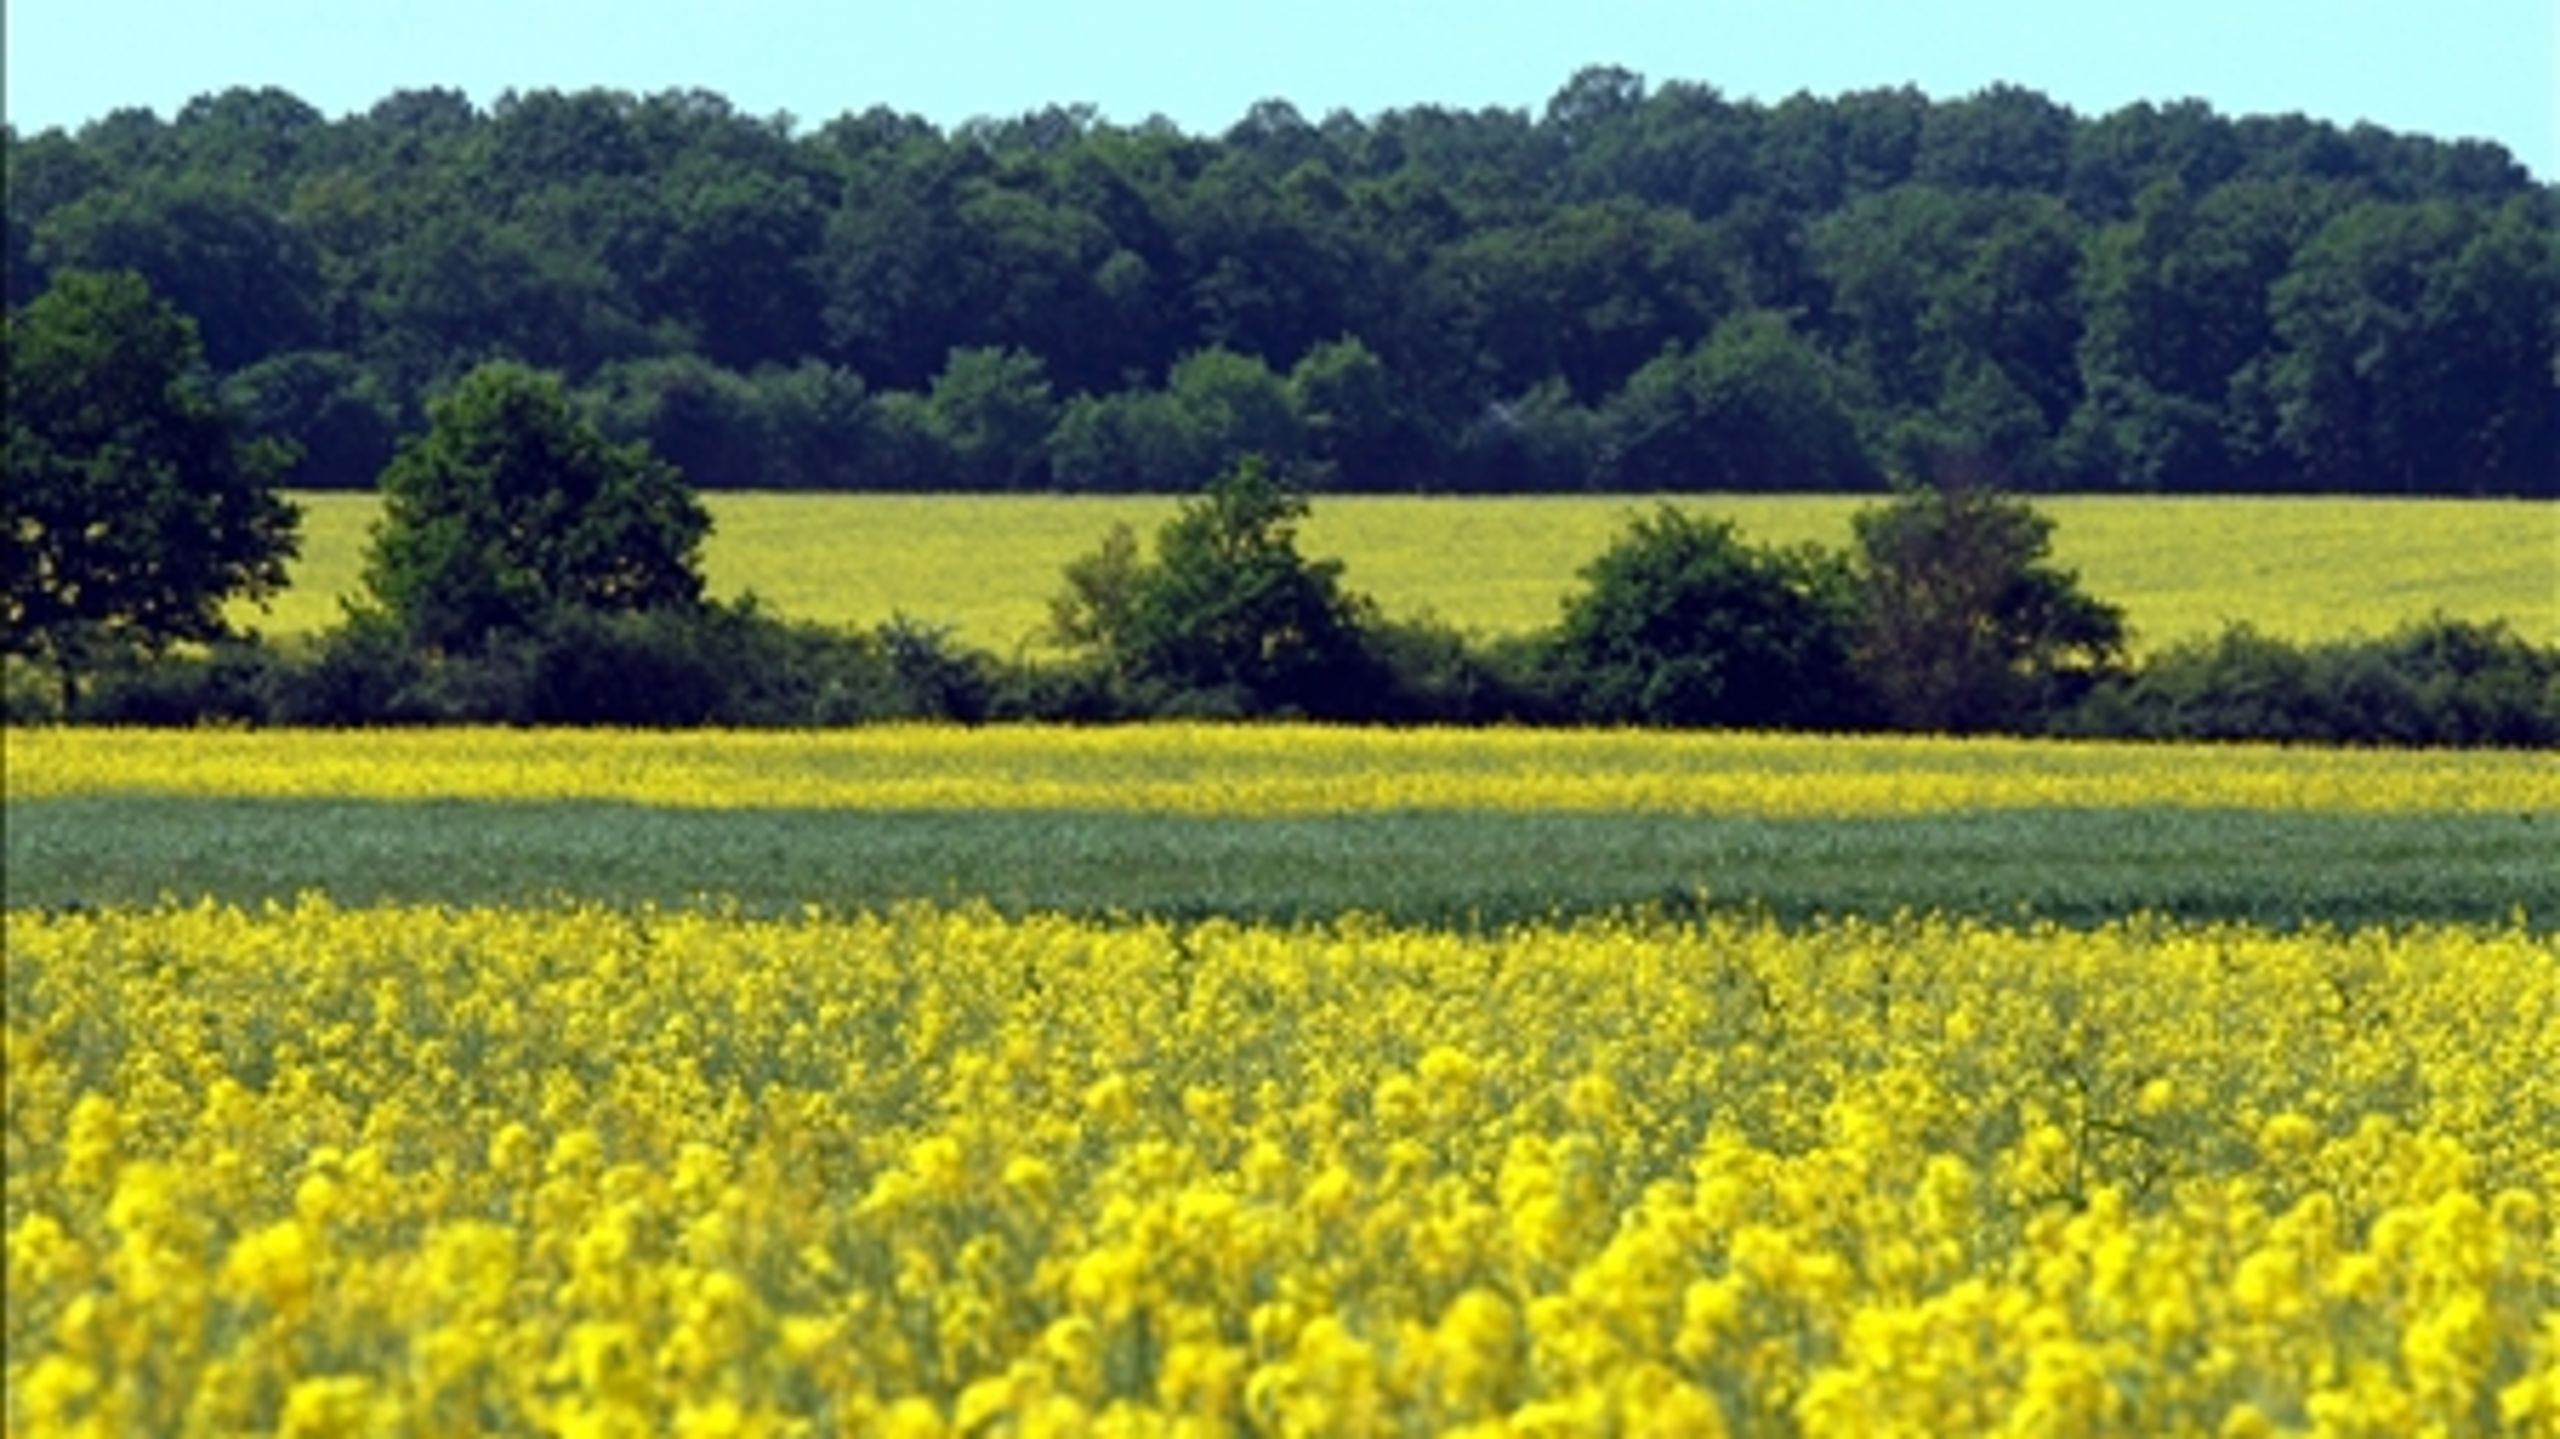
9;724;2550;817
7;901;2554;1435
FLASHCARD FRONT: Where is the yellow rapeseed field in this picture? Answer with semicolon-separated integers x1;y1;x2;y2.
9;724;2554;818
5;902;2554;1436
245;493;2559;651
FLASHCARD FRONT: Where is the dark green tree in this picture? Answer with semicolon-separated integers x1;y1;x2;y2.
1851;484;2125;731
1167;346;1306;470
578;354;766;490
2268;198;2559;495
1425;200;1733;402
32;178;326;369
1914;84;2075;192
1550;506;1862;727
363;360;709;649
365;213;652;392
221;349;400;488
2061;178;2341;490
1288;335;1424;489
926;346;1060;491
2064;100;2243;218
4;270;298;704
1049;456;1377;713
1456;379;1603;493
1048;388;1207;492
13;73;2545;501
644;164;828;367
1177;158;1374;370
1599;310;1879;491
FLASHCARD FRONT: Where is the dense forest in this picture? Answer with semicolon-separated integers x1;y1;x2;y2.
7;68;2555;495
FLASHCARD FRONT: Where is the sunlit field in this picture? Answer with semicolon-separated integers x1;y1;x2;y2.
9;722;2551;1433
7;902;2553;1435
245;493;2560;652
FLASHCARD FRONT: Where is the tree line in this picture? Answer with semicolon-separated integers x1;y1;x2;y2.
8;273;2552;744
7;69;2553;497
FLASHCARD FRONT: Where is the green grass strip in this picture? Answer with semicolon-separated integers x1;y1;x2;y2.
7;798;2548;930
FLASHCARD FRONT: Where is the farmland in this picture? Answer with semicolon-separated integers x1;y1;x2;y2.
8;726;2553;927
242;492;2559;651
9;730;2556;1434
8;900;2555;1434
15;55;2559;1437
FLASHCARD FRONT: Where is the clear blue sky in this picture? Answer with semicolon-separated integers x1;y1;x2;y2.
8;0;2554;178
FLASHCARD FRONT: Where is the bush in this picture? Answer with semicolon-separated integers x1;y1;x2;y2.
265;612;434;724
69;643;282;725
2063;617;2559;747
3;657;65;723
1550;507;1864;728
1361;615;1552;725
873;615;996;723
365;361;711;651
1047;458;1385;717
518;608;734;725
1852;485;2125;732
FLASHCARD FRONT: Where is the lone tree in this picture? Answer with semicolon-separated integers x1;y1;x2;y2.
364;360;711;650
1551;506;1864;728
1852;483;2125;732
4;270;298;707
1048;456;1378;715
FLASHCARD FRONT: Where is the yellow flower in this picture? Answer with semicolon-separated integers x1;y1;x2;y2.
1157;1338;1248;1417
1082;1073;1138;1130
60;1093;119;1189
2258;1112;2320;1164
880;1395;948;1438
16;1354;99;1429
2218;1401;2276;1439
909;1134;968;1199
220;1219;316;1317
276;1375;378;1439
2135;1077;2177;1117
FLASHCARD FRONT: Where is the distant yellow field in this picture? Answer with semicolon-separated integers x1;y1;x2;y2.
246;493;2557;652
17;725;2549;817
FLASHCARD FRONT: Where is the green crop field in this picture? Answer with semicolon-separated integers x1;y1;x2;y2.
243;492;2558;652
11;726;2552;929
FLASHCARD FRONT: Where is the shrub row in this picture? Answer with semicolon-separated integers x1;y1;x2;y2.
12;608;2550;749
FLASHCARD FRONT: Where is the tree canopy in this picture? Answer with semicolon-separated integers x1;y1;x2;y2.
1048;457;1379;715
3;269;298;702
363;360;710;650
1852;483;2127;731
1550;507;1862;728
8;71;2551;494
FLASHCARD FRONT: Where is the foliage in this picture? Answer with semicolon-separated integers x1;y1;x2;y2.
1550;506;1863;727
28;177;325;370
1597;310;1880;490
221;349;400;489
2067;616;2560;747
363;361;711;649
6;72;2548;495
1852;484;2126;731
1049;457;1383;715
2;270;298;703
926;346;1059;491
2267;197;2559;495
